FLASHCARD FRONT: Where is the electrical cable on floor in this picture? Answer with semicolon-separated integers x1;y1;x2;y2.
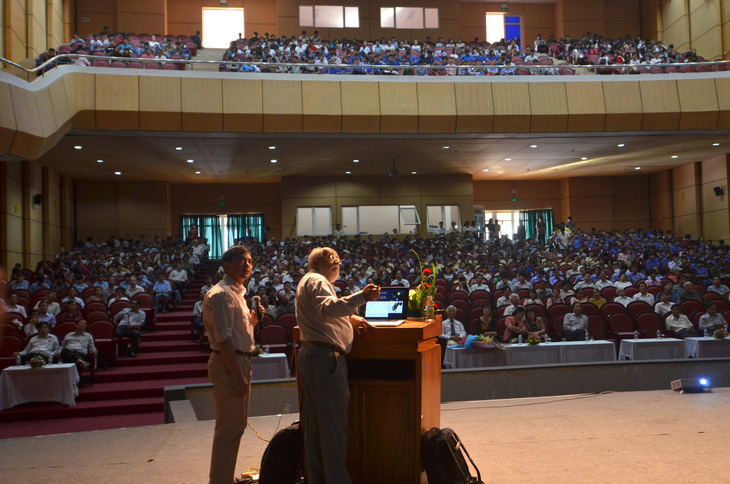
441;391;615;411
247;420;271;443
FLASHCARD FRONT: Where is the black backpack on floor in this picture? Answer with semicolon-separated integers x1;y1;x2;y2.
258;420;303;484
422;427;483;484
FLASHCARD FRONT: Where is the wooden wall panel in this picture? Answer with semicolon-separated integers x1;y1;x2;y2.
0;83;17;154
48;77;71;132
302;81;342;133
9;85;44;158
717;78;730;129
529;83;568;133
64;73;96;129
565;82;606;132
379;83;418;133
492;83;530;133
223;78;263;132
417;83;456;133
181;78;223;131
139;77;182;131
454;83;494;133
341;82;380;133
94;74;139;130
263;80;303;132
639;80;681;130
677;78;719;130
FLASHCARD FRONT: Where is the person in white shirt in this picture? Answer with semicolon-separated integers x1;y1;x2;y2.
496;287;513;308
470;274;490;292
613;288;634;307
632;282;655;304
125;276;145;299
168;262;188;293
333;224;344;238
707;277;730;297
5;294;27;319
665;304;699;338
440;306;466;345
60;319;97;369
192;290;205;342
594;272;614;290
503;294;522;316
14;321;59;364
654;292;673;318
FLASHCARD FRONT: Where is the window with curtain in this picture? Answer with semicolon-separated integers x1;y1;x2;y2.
227;214;265;246
180;215;224;259
519;209;554;244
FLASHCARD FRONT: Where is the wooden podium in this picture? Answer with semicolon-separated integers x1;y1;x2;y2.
294;317;442;484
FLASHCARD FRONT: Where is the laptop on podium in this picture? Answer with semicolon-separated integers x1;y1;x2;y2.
363;286;409;327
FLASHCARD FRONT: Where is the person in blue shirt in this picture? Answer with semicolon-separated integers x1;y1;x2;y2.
29;274;51;295
73;275;89;294
153;272;173;313
9;274;29;292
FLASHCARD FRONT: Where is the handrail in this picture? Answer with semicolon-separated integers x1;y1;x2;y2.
2;54;729;83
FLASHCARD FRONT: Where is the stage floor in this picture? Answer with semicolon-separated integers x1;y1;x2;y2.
2;388;729;483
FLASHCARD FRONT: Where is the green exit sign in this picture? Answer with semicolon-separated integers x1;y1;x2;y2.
511;197;518;202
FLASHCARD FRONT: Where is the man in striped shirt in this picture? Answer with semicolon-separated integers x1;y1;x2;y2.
203;245;263;484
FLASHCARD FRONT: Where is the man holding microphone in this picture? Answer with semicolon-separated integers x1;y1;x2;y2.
203;245;263;484
296;247;380;484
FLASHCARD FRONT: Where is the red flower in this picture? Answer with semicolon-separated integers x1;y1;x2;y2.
423;268;432;275
433;302;440;309
424;283;430;288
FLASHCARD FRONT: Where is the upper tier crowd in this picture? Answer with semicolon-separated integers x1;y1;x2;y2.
219;30;720;75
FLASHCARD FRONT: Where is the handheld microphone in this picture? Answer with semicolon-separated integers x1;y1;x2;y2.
252;295;261;310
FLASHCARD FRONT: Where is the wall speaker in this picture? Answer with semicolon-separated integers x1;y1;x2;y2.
713;186;724;197
33;194;43;205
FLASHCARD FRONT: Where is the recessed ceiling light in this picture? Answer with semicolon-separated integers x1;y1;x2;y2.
671;155;678;159
345;171;351;174
353;159;359;163
443;146;450;150
635;167;642;170
482;169;489;172
581;157;588;161
187;159;194;163
713;143;720;146
114;171;122;175
411;171;417;174
505;158;512;161
269;146;276;150
74;145;82;150
97;159;104;163
195;171;201;174
175;147;182;151
270;159;277;163
530;145;537;148
617;144;625;147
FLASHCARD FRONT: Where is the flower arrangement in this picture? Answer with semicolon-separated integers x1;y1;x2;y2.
713;327;728;339
407;249;437;317
526;334;541;346
252;344;263;357
29;355;46;368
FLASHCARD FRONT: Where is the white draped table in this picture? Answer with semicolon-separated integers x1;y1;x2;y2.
0;363;80;410
684;337;730;358
443;340;617;369
443;347;511;369
618;338;685;361
251;353;289;380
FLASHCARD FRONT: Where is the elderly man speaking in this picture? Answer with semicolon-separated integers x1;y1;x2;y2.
296;247;380;484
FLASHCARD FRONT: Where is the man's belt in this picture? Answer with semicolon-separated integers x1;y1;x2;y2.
211;349;253;357
300;340;345;356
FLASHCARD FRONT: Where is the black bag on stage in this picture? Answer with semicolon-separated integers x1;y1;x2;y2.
258;420;303;484
421;427;483;484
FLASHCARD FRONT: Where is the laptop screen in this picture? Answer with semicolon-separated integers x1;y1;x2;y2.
364;287;409;320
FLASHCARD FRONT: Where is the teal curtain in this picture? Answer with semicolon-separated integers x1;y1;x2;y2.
228;214;265;245
519;209;554;244
180;215;224;259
